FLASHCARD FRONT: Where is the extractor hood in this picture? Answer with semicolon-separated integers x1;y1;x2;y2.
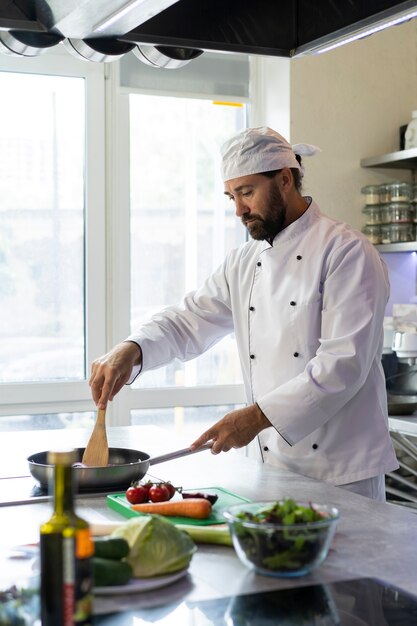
0;0;417;63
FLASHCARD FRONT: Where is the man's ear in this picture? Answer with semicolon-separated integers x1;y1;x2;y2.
277;168;293;192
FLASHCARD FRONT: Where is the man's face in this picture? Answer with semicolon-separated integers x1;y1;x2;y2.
224;173;287;241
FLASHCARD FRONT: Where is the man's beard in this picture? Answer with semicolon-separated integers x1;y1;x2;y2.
242;183;286;242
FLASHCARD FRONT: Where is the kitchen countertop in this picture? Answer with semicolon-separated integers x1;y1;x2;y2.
2;425;417;620
389;415;417;437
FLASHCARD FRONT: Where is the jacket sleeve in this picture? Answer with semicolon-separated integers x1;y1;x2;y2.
257;238;390;445
126;260;234;382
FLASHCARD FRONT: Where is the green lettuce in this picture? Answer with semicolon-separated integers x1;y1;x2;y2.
111;515;196;578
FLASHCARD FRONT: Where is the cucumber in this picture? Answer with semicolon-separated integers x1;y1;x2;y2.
93;557;133;587
93;537;129;560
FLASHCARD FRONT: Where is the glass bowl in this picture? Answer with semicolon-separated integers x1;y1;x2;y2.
223;500;339;578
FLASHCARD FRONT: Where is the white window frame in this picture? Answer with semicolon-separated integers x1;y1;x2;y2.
0;51;252;427
104;62;246;426
0;50;106;418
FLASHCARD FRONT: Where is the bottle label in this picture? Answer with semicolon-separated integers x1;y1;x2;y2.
76;528;94;559
41;531;93;626
63;536;75;626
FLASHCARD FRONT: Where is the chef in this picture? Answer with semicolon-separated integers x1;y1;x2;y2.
90;126;398;501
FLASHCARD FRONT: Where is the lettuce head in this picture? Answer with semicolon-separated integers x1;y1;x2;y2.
111;515;196;578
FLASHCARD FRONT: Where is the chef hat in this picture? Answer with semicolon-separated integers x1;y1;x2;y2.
220;126;321;182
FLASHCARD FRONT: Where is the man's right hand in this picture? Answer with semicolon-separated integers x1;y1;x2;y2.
89;341;142;409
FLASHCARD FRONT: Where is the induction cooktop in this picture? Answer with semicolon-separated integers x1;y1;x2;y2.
95;577;417;625
0;476;112;506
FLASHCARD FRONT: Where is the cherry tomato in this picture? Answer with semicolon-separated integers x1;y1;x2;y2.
126;484;149;504
148;483;170;502
141;481;153;498
163;482;176;500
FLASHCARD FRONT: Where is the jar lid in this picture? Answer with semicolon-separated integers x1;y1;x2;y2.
361;185;380;193
362;224;381;231
387;182;411;190
362;205;381;212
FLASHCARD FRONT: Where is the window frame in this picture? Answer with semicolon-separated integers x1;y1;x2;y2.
105;63;246;426
0;50;106;418
0;52;248;427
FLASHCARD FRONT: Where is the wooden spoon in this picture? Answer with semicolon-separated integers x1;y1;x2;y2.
82;408;109;467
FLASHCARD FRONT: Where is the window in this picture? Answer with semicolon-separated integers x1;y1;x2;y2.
0;53;105;428
131;405;243;440
109;54;249;431
0;72;85;383
0;50;249;433
129;94;246;389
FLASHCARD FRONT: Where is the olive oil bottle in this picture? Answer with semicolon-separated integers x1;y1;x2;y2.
40;450;94;626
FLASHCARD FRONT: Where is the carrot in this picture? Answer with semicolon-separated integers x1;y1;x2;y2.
130;497;212;519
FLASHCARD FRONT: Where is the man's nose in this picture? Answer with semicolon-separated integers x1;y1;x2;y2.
234;197;250;217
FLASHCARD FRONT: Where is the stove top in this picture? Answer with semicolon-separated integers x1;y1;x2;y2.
0;476;113;506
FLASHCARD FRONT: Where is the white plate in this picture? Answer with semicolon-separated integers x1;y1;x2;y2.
93;568;189;595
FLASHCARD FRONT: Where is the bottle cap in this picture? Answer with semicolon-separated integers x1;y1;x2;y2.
47;449;77;465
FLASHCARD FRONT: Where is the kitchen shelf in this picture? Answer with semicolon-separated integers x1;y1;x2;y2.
361;148;417;170
361;149;417;252
375;242;417;252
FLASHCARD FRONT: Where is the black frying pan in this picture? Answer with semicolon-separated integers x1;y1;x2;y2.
27;443;212;492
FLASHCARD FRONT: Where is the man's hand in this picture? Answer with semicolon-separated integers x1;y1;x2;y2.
190;404;271;454
89;341;142;409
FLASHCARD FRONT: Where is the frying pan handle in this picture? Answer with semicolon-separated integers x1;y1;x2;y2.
148;442;213;466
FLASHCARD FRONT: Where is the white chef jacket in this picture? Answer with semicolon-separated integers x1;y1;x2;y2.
127;199;399;485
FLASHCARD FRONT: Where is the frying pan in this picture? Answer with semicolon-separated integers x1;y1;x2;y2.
27;443;212;492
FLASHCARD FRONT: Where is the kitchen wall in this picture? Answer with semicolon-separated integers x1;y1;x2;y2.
289;19;417;230
250;55;290;139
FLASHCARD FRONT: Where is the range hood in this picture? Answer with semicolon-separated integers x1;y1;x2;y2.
0;0;417;63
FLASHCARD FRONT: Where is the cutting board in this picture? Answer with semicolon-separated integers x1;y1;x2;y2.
107;487;250;526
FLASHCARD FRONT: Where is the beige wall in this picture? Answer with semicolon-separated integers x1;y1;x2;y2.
290;20;417;230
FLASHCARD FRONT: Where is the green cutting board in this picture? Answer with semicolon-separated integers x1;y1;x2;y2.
107;487;250;526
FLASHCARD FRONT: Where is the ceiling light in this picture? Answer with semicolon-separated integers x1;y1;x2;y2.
293;3;417;57
93;0;157;33
315;10;417;54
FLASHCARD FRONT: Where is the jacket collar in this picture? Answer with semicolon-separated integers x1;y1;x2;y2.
260;197;319;251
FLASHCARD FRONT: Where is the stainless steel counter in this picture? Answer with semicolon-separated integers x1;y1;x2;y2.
2;425;417;617
389;415;417;436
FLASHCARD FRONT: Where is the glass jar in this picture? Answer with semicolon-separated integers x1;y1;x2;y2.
380;205;391;224
388;202;413;223
379;183;391;204
389;223;415;243
380;224;391;244
387;182;411;203
412;183;417;203
362;225;382;244
361;185;380;205
361;205;382;225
